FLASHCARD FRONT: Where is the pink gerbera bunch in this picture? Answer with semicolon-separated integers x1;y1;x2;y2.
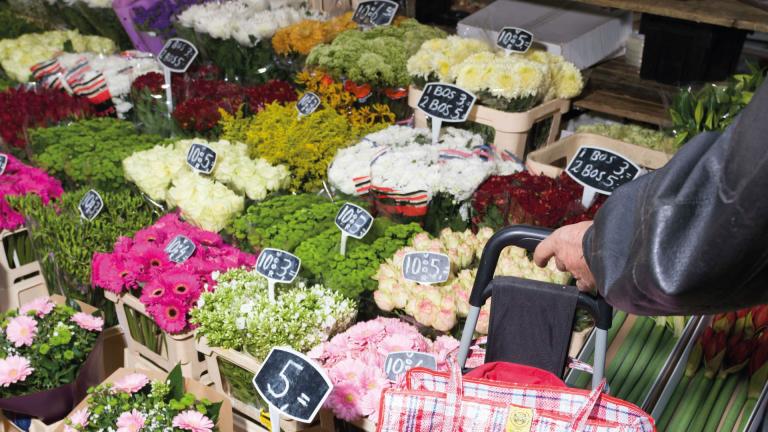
0;154;64;231
91;213;256;334
308;317;460;422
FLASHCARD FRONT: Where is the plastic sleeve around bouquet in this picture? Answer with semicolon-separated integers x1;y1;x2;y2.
0;333;106;424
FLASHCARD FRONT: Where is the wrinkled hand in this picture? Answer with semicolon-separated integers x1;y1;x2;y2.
533;221;596;292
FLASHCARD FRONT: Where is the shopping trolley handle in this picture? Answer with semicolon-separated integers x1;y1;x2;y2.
468;225;612;331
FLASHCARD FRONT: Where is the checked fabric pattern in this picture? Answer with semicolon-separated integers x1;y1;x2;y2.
377;366;655;432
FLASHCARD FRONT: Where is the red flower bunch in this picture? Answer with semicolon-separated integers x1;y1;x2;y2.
91;213;256;334
0;87;95;149
472;171;606;229
0;154;64;230
131;70;297;135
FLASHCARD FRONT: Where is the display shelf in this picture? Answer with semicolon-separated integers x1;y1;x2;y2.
575;57;680;128
570;0;768;33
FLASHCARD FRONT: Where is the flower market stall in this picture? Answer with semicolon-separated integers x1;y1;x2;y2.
0;0;766;431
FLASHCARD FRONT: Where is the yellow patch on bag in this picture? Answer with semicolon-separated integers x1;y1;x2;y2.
506;406;534;432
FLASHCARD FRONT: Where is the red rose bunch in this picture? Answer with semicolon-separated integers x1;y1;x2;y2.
472;171;606;229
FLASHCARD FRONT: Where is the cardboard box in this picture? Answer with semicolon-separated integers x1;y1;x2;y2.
457;0;632;69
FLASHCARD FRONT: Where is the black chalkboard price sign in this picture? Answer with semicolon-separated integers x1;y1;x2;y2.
253;347;333;423
417;83;476;123
78;190;104;221
496;27;534;53
565;146;641;194
0;153;7;176
256;248;300;284
384;351;437;382
335;203;373;239
186;143;217;175
402;252;450;285
158;38;198;73
353;0;398;27
296;92;321;116
164;235;196;264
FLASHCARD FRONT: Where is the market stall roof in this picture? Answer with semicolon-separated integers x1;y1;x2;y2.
571;0;768;32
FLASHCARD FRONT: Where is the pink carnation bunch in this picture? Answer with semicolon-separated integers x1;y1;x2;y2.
91;213;256;334
308;317;460;423
0;154;64;231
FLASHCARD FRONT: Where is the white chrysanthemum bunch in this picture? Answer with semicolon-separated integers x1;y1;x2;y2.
406;35;492;83
177;1;322;47
123;139;290;232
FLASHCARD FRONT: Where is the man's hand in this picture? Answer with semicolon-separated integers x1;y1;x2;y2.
533;221;596;292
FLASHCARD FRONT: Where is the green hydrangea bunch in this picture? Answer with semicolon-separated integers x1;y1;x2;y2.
29;118;170;191
192;268;357;360
306;19;445;88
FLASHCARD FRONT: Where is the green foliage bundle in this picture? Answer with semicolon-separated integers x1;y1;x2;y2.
29;118;170;191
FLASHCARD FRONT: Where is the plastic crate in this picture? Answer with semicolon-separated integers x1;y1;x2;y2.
408;86;570;159
197;338;335;432
639;13;747;84
106;291;207;380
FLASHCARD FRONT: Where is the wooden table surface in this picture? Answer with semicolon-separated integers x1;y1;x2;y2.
571;0;768;33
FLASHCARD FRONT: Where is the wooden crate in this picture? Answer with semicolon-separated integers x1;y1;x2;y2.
106;291;207;380
0;228;47;313
408;86;571;159
526;133;672;178
197;338;335;432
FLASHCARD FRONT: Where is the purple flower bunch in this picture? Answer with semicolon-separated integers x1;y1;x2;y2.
132;0;210;39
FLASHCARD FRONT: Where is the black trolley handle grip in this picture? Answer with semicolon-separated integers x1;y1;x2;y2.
458;225;612;375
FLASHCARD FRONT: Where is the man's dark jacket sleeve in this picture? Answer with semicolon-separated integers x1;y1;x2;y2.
583;81;768;316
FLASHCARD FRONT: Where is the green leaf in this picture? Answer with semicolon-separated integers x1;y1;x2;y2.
167;364;185;400
208;401;223;424
694;100;704;129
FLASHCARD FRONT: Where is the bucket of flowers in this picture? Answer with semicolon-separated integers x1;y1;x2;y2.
192;268;356;431
93;213;256;380
55;365;233;432
407;36;584;159
0;295;111;431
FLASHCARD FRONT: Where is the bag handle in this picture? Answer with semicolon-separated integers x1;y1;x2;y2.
568;379;606;431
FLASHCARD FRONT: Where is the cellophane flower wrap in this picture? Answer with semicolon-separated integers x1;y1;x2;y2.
123;138;290;232
91;213;256;334
30;51;162;117
0;86;96;150
219;101;376;192
0;154;63;231
175;1;321;82
374;228;570;334
42;0;132;50
191;268;356;359
309;317;461;422
0;296;102;398
408;36;584;112
0;30;116;82
29;118;170;192
131;69;298;136
61;366;223;431
471;171;606;230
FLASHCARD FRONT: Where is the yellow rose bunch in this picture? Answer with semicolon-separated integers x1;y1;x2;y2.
123;138;290;231
272;12;356;56
408;36;584;112
219;101;375;192
0;30;116;82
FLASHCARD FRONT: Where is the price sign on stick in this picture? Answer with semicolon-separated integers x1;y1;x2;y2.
255;248;301;301
335;203;373;256
296;92;321;117
0;153;7;176
353;0;398;27
158;38;198;114
164;235;196;264
384;351;437;382
565;146;641;208
402;252;450;285
78;190;104;221
417;83;476;145
253;347;333;427
496;27;534;53
186;143;217;175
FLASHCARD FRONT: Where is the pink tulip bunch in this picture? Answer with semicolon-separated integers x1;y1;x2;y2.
91;213;256;333
0;154;63;231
